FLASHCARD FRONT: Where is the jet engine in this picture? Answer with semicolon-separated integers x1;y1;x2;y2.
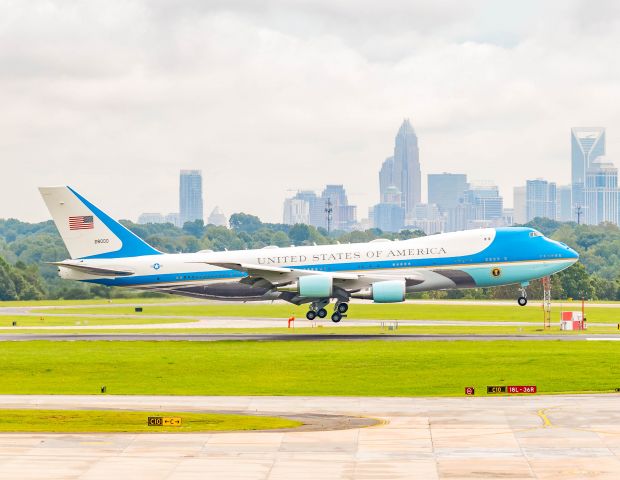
371;280;406;303
298;275;333;298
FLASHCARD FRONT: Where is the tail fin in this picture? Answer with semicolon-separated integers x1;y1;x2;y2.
39;186;161;259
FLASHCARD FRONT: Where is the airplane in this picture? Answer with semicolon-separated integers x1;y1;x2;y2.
39;186;579;322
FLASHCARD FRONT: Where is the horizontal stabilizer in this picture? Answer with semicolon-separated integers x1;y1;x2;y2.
48;262;135;277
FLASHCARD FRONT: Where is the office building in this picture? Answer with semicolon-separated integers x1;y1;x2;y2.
526;179;557;222
465;183;504;220
179;170;204;225
571;127;605;209
373;203;405;232
409;203;445;234
282;198;310;225
557;185;573;222
584;156;619;226
513;186;526;224
292;191;326;229
321;185;357;232
428;173;468;213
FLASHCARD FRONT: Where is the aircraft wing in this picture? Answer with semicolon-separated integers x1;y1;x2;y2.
203;262;424;291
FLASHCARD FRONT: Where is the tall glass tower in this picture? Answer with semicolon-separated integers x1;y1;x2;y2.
428;173;468;213
179;169;204;225
584;157;619;226
571;127;605;210
526;179;557;222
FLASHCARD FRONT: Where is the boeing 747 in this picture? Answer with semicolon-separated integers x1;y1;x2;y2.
39;186;579;322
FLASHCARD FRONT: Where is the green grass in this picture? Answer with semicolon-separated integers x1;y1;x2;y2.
0;316;196;327
38;303;620;324
1;325;619;335
0;340;618;396
0;409;300;432
0;298;194;307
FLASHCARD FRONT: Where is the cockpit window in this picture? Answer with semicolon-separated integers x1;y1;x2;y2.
529;231;542;238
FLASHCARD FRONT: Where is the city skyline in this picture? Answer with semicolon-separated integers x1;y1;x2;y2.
133;119;617;232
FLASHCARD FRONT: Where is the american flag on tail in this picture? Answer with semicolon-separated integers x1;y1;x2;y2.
69;215;94;230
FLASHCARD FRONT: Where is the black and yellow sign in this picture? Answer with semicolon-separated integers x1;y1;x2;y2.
487;386;507;394
147;416;182;427
491;268;501;277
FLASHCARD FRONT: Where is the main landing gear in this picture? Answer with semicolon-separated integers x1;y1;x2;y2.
517;284;528;306
330;301;349;323
306;300;349;323
306;300;329;321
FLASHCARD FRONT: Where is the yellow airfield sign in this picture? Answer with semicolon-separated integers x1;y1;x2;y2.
147;416;182;427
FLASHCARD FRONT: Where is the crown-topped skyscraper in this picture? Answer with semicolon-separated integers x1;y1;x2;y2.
379;119;421;220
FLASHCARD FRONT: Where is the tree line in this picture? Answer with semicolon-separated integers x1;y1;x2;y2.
0;214;618;301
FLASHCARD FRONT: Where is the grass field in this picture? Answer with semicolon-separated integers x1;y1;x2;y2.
0;316;196;327
0;409;300;433
0;298;194;307
37;303;620;324
0;325;618;335
0;340;618;396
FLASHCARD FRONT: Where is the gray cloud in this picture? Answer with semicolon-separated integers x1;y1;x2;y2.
1;0;619;223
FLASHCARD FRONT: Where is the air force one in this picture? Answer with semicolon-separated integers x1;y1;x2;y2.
39;186;579;322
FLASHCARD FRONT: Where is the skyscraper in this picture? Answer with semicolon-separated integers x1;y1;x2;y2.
294;190;326;229
179;169;203;225
571;127;605;210
379;156;395;203
513;186;526;224
379;120;421;220
321;185;357;231
393;119;421;218
556;185;573;222
428;173;468;213
372;186;405;232
526;179;557;222
584;157;619;226
282;198;310;225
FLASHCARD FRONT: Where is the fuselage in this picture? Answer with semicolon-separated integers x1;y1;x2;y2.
58;227;579;300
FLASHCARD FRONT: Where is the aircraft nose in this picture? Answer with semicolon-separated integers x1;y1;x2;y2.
567;246;579;260
557;242;579;261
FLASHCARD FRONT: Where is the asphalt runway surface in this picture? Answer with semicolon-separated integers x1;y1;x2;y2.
1;394;620;479
2;333;620;342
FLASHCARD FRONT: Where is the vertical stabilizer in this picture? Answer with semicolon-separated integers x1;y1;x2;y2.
39;186;161;259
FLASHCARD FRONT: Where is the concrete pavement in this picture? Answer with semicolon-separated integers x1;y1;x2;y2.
1;394;620;479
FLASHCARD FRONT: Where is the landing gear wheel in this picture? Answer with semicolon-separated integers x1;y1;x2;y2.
306;310;317;321
317;308;327;318
331;312;342;323
518;296;528;306
337;303;349;314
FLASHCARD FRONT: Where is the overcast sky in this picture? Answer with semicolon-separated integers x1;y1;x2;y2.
2;0;620;223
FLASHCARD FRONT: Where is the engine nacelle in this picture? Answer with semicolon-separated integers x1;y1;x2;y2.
298;275;333;298
372;280;406;303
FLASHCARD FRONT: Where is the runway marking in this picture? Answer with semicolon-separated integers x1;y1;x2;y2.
537;408;554;428
587;338;620;341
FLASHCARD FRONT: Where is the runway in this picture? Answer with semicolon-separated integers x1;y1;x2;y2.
1;394;620;479
1;333;619;342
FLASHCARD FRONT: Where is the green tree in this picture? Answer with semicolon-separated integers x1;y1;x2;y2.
229;213;263;233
